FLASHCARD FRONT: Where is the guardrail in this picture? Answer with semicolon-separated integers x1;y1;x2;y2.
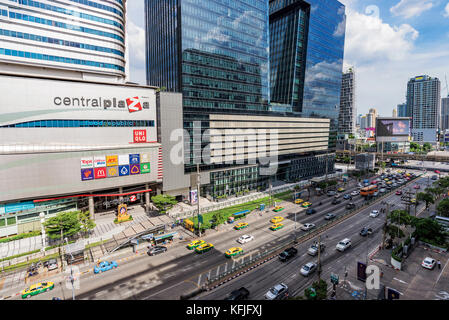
203;174;421;290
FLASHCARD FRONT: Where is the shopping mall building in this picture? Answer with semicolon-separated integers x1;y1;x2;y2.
0;74;162;237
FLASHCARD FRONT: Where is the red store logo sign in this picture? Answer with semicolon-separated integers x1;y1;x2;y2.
133;130;147;143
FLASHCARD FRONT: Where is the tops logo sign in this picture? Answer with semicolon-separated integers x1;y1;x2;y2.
54;96;149;113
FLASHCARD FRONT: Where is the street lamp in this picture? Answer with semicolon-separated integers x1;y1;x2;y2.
65;238;75;300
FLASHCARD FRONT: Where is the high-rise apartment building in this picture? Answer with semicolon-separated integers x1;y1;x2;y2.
145;0;345;199
397;103;409;117
0;0;128;83
338;68;356;135
407;75;441;143
442;96;449;132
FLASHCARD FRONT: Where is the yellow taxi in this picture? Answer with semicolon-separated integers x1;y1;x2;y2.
225;247;244;258
273;206;284;212
270;223;284;231
195;243;214;254
187;239;206;250
410;198;417;204
270;216;284;224
22;281;54;299
234;222;249;230
337;187;345;192
301;202;312;208
295;199;304;204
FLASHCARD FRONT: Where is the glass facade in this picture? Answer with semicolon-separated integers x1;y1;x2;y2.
269;0;346;149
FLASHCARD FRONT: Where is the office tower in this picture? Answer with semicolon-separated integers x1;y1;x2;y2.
145;0;345;199
397;103;408;117
442;96;449;131
407;75;441;143
338;68;356;134
0;0;128;83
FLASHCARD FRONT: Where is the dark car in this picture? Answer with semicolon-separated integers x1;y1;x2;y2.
346;202;355;210
305;208;317;215
224;287;250;300
343;194;352;200
332;198;341;205
147;246;167;256
327;190;337;197
279;247;298;262
360;227;373;237
432;175;438;180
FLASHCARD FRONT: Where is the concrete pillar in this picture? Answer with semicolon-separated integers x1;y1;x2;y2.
119;187;124;202
145;184;150;212
88;196;95;220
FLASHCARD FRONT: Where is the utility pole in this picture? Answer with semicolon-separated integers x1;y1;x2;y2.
197;163;201;237
269;176;273;208
65;238;75;300
317;235;322;282
294;211;297;243
381;202;389;250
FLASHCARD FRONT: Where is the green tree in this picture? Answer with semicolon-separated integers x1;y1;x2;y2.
416;192;434;210
422;142;432;152
437;199;449;217
151;194;178;214
44;211;81;243
78;211;96;238
412;218;448;247
304;279;328;300
211;212;226;230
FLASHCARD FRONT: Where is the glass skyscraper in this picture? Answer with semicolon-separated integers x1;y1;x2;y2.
269;0;346;148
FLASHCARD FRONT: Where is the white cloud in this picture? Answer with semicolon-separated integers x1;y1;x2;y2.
390;0;435;19
444;3;449;17
127;21;146;66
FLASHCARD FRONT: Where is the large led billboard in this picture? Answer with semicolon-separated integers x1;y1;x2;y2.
376;118;411;142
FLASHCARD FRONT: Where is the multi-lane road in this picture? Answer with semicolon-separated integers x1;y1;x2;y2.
11;170;429;300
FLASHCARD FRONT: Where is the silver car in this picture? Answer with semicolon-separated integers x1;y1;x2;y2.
300;262;317;276
265;283;289;300
301;223;316;231
47;258;58;271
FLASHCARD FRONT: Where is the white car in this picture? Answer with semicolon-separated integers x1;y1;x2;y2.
422;257;436;270
238;234;254;244
301;223;316;231
336;238;351;252
265;283;289;300
379;188;387;193
370;210;379;218
351;190;359;196
300;262;317;276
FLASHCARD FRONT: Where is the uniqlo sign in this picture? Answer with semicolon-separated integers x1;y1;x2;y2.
133;130;147;143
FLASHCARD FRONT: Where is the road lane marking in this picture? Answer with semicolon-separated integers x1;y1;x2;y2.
393;277;407;284
197;274;202;287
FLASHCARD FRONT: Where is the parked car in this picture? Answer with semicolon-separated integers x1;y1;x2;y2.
324;213;336;220
360;227;373;236
305;208;317;215
422;257;436;270
147;246;167;256
225;287;250;300
238;234;254;244
370;210;379;218
300;262;317;276
336;238;351;252
301;223;316;231
265;283;289;300
279;247;298;262
307;242;325;256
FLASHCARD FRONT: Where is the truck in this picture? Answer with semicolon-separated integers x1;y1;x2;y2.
224;287;250;300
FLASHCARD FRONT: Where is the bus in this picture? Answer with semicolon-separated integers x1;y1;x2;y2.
360;185;378;197
434;216;449;232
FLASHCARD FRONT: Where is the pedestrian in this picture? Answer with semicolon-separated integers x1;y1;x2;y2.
438;260;441;269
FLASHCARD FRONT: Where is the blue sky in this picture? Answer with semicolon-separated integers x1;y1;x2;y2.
127;0;449;117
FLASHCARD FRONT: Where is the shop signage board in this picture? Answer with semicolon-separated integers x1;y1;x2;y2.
93;156;106;168
140;163;150;174
80;157;93;169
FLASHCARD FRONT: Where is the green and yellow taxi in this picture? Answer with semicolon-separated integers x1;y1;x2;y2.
301;202;312;208
270;216;284;224
234;222;249;230
410;198;417;204
195;243;214;254
295;198;304;204
22;281;54;299
187;239;206;250
270;223;284;231
273;206;284;212
337;187;345;192
225;247;244;258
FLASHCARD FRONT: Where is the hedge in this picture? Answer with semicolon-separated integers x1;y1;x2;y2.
0;231;41;243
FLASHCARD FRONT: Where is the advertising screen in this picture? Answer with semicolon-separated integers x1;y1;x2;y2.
376;119;410;137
